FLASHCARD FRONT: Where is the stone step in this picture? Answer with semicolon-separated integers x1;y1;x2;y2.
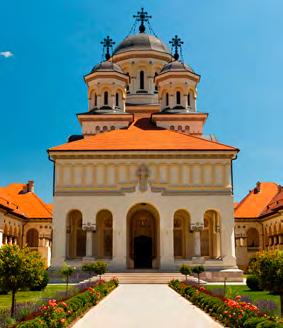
82;272;203;284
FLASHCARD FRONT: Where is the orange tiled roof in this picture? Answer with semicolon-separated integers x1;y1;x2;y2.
234;182;280;218
0;183;52;219
260;187;283;216
49;118;238;152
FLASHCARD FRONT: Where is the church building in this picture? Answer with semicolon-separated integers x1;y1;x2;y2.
48;9;241;279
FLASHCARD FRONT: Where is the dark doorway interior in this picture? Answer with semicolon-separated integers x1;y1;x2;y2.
134;235;152;268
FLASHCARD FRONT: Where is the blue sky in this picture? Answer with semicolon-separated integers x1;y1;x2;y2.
0;0;282;203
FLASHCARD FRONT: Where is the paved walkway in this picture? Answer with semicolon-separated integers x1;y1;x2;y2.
73;284;222;328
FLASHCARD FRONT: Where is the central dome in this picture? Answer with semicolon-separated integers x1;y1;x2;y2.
113;33;170;55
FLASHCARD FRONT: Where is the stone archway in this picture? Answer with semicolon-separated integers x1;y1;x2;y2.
127;204;160;269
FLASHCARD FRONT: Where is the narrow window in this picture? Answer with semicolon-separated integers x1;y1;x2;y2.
176;91;181;104
166;93;169;106
154;72;158;91
140;70;144;90
187;93;191;107
94;94;97;106
104;91;108;105
115;92;119;107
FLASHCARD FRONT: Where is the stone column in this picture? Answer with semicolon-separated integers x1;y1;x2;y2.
191;222;204;263
0;230;3;247
82;222;96;259
194;230;201;257
159;210;174;270
112;210;127;270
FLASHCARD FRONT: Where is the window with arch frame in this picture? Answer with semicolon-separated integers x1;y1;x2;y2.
104;91;108;105
166;93;169;106
140;70;145;90
115;92;119;107
176;91;181;105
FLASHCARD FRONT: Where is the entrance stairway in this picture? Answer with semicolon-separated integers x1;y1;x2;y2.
101;272;200;284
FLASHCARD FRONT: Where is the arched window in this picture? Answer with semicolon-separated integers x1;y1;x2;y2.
66;210;86;258
166;93;169;106
247;228;259;249
97;210;113;258
173;210;190;258
140;71;144;90
115;92;119;107
176;91;181;104
26;228;39;247
104;91;108;105
187;93;191;107
94;94;97;107
154;72;158;91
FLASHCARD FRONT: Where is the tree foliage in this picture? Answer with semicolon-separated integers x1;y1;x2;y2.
249;251;283;316
0;244;46;317
60;262;75;294
179;264;191;280
192;265;205;285
93;261;108;279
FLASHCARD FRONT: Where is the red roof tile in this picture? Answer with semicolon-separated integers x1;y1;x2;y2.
49;118;238;152
0;183;52;219
235;182;279;218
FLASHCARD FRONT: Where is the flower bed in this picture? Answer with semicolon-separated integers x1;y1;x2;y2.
169;280;283;328
16;278;118;328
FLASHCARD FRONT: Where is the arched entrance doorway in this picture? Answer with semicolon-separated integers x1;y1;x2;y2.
127;204;160;269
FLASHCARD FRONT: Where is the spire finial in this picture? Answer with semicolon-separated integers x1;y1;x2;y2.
169;35;184;60
133;8;152;33
100;36;115;60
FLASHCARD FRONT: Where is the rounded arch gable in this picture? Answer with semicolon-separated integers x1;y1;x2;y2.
26;228;39;247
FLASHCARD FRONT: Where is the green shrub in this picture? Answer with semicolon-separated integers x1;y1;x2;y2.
246;275;261;291
30;270;49;291
179;264;191;280
93;261;108;279
243;317;271;328
17;317;48;328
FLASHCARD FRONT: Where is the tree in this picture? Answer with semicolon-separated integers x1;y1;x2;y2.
179;264;192;281
82;262;97;282
0;245;46;317
250;251;283;316
192;265;205;285
93;261;108;280
60;262;75;295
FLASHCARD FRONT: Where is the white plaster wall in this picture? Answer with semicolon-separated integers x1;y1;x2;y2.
52;190;236;270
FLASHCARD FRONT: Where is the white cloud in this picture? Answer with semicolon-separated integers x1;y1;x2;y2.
0;51;13;58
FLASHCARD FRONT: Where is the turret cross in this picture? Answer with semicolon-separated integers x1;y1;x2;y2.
100;36;115;60
169;35;184;60
133;8;152;33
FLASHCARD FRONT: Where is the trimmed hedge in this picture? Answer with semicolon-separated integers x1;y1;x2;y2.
169;280;283;328
246;275;262;291
17;278;118;328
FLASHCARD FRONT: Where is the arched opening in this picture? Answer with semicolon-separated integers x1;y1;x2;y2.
176;91;181;105
247;228;259;251
127;203;160;269
26;228;39;247
166;93;169;106
140;71;144;90
187;93;191;107
154;72;158;92
66;210;86;259
94;93;97;107
96;210;113;259
201;210;221;259
115;92;119;107
173;210;191;259
104;91;109;105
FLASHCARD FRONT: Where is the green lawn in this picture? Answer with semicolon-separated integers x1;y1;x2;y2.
0;285;67;309
206;285;281;316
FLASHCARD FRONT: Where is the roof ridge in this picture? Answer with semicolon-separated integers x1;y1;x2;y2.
29;192;53;216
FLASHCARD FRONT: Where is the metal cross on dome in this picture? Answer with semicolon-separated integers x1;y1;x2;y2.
100;36;115;60
133;8;152;33
169;35;184;61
